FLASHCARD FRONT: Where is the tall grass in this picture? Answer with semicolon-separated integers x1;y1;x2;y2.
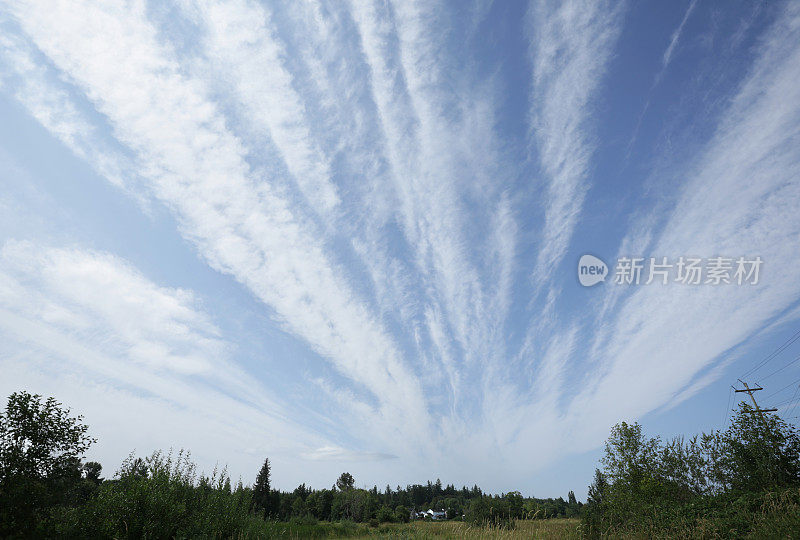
587;488;800;539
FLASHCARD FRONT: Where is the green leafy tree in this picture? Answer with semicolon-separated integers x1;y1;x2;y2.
583;404;800;537
506;490;524;518
82;461;103;485
291;495;306;517
314;488;333;520
376;504;395;522
567;490;577;505
710;402;800;491
0;391;95;536
586;469;607;505
602;422;662;496
293;482;310;500
336;471;355;491
0;391;95;478
394;504;410;523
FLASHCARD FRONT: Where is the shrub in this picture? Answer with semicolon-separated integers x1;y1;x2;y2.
53;449;252;538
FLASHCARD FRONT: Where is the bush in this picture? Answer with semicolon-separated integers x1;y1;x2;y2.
376;504;395;523
465;496;515;530
52;449;252;538
394;504;411;523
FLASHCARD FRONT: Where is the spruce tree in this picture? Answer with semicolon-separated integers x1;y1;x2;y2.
251;457;271;519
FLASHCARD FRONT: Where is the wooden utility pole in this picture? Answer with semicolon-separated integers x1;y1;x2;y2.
735;379;778;421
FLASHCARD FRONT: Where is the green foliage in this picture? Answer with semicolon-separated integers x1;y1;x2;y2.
376;503;395;522
336;471;355;491
0;391;96;479
586;469;607;506
1;389;587;538
582;403;800;538
251;456;271;518
331;486;373;522
464;496;516;530
0;391;97;536
394;504;410;523
55;449;253;538
711;403;800;491
83;461;103;485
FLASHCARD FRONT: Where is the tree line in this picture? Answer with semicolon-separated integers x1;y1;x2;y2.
3;389;798;538
249;457;580;526
0;390;577;537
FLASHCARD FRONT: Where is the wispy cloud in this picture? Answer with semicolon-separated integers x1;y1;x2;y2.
0;240;223;377
0;28;142;199
625;0;698;158
663;0;698;69
570;1;800;448
0;240;326;473
2;0;800;495
348;0;508;421
527;0;626;289
7;0;430;454
182;0;340;216
301;446;398;462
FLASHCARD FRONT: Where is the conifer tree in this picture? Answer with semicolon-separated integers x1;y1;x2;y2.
251;457;272;519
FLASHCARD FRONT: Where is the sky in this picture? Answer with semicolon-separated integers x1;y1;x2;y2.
1;0;800;500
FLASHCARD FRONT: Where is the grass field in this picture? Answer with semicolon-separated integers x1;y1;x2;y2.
357;519;582;539
243;519;582;539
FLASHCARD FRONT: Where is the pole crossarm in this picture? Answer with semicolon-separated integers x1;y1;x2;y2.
734;380;776;421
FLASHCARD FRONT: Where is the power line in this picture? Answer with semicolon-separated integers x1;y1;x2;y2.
785;385;800;419
741;326;800;379
722;386;734;426
770;389;800;408
758;354;800;383
765;376;800;399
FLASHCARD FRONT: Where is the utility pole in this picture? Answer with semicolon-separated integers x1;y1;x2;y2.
735;379;778;421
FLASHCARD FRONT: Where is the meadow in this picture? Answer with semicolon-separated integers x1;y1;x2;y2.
240;518;582;539
355;519;581;539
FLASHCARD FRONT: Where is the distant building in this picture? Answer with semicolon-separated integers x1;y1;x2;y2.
412;509;447;520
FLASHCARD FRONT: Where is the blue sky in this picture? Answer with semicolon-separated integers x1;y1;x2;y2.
1;0;800;499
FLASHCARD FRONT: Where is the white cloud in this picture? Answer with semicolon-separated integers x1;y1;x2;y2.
182;0;340;215
568;1;800;448
0;240;220;376
527;0;626;287
2;0;799;496
301;446;397;462
0;240;327;480
351;0;517;420
8;0;431;455
0;29;139;196
662;0;698;69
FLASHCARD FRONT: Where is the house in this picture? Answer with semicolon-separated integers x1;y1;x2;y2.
412;509;447;520
425;509;447;520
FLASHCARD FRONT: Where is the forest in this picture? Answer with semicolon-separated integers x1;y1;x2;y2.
1;390;799;538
